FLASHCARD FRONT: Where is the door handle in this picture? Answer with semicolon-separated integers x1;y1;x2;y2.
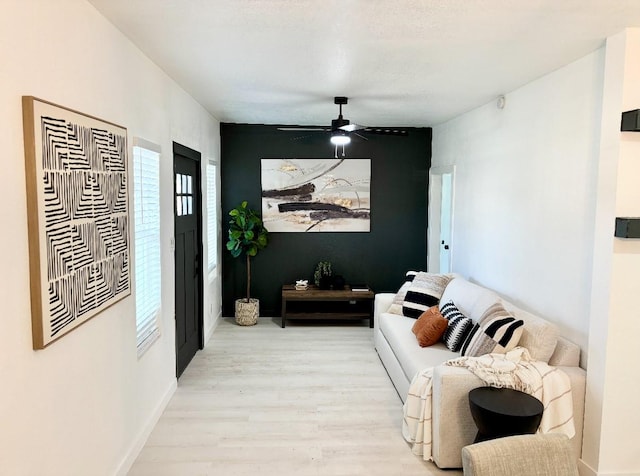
444;245;450;250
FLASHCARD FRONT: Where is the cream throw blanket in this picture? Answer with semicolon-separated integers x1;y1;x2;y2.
402;347;575;461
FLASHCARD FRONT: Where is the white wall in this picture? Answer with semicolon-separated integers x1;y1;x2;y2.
431;49;605;359
0;1;220;474
582;29;640;476
432;31;640;476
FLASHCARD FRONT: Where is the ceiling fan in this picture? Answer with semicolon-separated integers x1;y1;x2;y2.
277;96;409;145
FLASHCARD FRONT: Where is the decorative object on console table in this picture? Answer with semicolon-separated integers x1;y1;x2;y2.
313;260;333;289
332;275;345;290
226;201;269;326
295;280;308;291
350;283;370;292
281;284;375;328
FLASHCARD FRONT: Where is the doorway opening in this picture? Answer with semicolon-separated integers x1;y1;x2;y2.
427;166;455;274
173;142;204;378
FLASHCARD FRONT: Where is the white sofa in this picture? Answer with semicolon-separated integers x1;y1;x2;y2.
374;276;586;469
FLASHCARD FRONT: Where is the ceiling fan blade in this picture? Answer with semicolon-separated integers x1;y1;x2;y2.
277;127;329;132
361;128;409;137
339;123;366;132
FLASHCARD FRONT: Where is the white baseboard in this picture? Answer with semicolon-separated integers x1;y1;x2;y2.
578;459;640;476
205;310;222;345
579;459;597;476
113;379;177;476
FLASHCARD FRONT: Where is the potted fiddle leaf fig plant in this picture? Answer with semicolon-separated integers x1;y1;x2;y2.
226;201;269;325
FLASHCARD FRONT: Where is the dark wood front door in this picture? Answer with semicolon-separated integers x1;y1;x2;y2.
173;142;203;378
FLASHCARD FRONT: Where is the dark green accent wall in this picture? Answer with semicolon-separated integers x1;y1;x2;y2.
220;123;432;317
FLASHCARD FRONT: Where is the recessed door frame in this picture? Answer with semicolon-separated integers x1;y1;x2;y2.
173;141;204;378
427;165;456;273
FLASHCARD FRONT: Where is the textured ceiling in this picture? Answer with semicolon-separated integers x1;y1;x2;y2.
87;0;640;127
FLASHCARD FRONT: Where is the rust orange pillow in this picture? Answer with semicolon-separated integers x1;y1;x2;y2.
412;306;449;347
412;305;439;335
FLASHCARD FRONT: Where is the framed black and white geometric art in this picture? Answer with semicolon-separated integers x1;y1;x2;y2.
22;97;130;349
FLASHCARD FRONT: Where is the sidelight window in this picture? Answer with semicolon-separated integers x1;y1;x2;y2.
133;139;161;356
206;160;218;273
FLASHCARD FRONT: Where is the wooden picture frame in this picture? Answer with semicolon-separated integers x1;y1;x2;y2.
22;97;131;349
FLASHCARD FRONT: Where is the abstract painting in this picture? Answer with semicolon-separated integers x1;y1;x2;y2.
22;97;130;349
261;158;370;232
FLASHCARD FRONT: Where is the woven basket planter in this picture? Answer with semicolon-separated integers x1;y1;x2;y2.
235;298;259;326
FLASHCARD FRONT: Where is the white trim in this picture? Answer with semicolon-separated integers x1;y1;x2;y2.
113;379;177;476
204;310;223;346
427;165;456;273
132;136;161;153
578;459;596;476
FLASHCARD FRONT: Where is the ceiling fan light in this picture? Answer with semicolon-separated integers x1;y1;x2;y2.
330;132;351;146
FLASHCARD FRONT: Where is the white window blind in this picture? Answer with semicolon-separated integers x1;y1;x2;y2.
206;161;218;273
133;140;161;356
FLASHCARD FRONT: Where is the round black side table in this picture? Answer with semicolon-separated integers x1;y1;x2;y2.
468;386;544;443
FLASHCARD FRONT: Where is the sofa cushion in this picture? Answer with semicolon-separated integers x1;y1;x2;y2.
442;277;559;363
388;271;418;315
459;303;524;357
440;277;501;322
501;304;558;363
412;307;449;347
402;272;452;318
440;300;474;352
379;312;458;380
548;336;580;367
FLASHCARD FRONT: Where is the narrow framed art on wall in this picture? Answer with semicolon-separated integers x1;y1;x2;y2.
22;97;131;349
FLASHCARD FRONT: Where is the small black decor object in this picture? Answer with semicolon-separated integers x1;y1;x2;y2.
314;261;332;288
615;217;640;238
332;275;345;290
319;276;332;290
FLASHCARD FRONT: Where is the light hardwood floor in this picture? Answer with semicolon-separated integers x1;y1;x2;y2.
128;318;462;476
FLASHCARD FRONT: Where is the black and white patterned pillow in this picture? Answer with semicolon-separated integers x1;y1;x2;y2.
388;271;419;315
401;272;452;319
460;303;524;357
440;300;473;352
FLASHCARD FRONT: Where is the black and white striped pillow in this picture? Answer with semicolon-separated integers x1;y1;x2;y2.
388;271;419;315
401;272;452;318
440;300;473;352
460;303;524;357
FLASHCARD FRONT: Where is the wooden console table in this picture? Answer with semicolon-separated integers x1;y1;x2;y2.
281;284;375;328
